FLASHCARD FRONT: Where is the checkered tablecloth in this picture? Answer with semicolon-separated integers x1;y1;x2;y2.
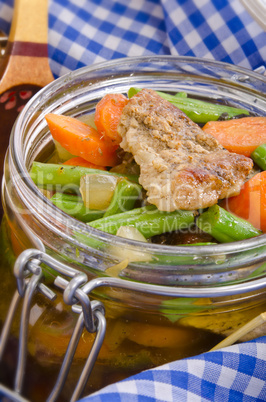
79;336;266;402
0;1;265;401
0;0;265;78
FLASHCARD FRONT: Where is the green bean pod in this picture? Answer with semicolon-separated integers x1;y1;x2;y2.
89;205;195;239
50;193;105;222
196;204;262;243
103;178;142;217
30;162;139;190
251;143;266;171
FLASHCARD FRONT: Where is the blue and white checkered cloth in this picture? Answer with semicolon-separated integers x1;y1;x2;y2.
79;336;266;402
0;0;265;78
0;1;265;400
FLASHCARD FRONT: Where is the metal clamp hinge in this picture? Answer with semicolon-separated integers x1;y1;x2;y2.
0;249;106;402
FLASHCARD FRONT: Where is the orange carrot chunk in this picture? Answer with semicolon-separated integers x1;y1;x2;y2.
94;93;128;145
63;156;106;170
202;116;266;157
45;113;119;167
221;171;266;232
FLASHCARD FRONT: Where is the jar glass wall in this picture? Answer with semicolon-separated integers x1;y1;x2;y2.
0;57;266;401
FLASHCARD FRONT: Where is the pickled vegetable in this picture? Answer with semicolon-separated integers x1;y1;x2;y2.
30;162;139;188
94;93;128;144
103;179;142;217
109;226;152;262
50;193;105;222
196;204;262;242
45;113;119;166
88;206;195;238
202;116;266;157
251;143;266;171
221;171;266;232
80;174;119;210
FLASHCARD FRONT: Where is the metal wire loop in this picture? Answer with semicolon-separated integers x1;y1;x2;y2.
13;248;83;298
63;273;88;305
15;268;43;393
13;249;43;296
55;275;104;333
70;308;106;402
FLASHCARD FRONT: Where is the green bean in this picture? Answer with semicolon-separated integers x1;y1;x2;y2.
88;205;195;238
103;178;142;217
160;297;211;323
50;193;105;222
251;143;266;170
247;262;266;279
128;87;249;124
196;204;262;243
174;92;187;98
30;162;139;190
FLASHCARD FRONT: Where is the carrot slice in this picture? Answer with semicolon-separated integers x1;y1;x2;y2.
221;171;266;232
63;156;106;170
94;93;128;144
45;113;119;167
202;116;266;157
126;321;195;348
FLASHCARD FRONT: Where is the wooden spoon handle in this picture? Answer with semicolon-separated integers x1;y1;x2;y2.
0;0;54;93
9;0;50;44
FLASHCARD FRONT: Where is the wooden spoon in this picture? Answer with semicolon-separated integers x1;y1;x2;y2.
0;0;54;200
0;29;7;56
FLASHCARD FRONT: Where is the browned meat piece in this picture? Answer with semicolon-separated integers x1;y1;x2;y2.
117;89;253;211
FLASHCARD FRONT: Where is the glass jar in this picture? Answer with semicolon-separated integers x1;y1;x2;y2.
0;56;266;402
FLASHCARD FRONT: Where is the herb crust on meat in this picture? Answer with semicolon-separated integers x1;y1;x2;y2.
118;89;253;211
